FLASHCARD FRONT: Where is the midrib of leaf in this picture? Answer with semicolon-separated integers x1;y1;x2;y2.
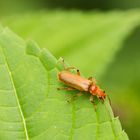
1;47;29;140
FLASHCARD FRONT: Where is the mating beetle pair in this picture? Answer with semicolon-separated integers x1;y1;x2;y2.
57;59;106;103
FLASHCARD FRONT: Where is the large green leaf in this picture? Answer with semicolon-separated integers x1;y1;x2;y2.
2;10;140;140
0;26;128;140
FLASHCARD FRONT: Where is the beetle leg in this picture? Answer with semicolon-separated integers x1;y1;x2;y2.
57;87;75;91
73;92;83;98
93;78;97;85
61;58;81;75
65;67;81;76
62;59;77;71
62;58;68;70
88;77;93;81
77;92;83;97
107;95;111;106
88;77;97;85
99;97;105;104
67;92;83;103
66;66;77;71
89;95;97;111
72;92;83;99
89;95;93;102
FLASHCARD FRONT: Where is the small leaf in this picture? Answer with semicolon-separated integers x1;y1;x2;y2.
0;26;128;140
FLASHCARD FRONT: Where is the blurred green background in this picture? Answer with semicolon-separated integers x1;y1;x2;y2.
0;0;140;140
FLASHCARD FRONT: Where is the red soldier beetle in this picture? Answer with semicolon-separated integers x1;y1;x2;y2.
57;59;106;103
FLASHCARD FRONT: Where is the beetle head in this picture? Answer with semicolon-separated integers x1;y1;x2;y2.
98;90;106;100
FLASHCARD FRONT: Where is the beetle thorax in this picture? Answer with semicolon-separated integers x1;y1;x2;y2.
89;85;97;95
89;84;106;99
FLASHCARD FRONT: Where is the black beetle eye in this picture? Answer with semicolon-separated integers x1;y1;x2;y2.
103;90;105;93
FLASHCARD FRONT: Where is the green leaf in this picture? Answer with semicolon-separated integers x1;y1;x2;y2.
0;26;128;140
3;10;140;139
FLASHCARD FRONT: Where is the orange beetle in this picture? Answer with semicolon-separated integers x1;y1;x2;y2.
57;59;106;102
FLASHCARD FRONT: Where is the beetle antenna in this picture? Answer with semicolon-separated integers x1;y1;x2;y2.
93;78;97;85
107;95;111;106
101;98;105;104
61;58;68;70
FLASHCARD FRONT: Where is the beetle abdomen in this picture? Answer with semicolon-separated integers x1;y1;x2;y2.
58;71;92;91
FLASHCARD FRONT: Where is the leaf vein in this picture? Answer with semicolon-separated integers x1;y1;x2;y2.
1;47;29;140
